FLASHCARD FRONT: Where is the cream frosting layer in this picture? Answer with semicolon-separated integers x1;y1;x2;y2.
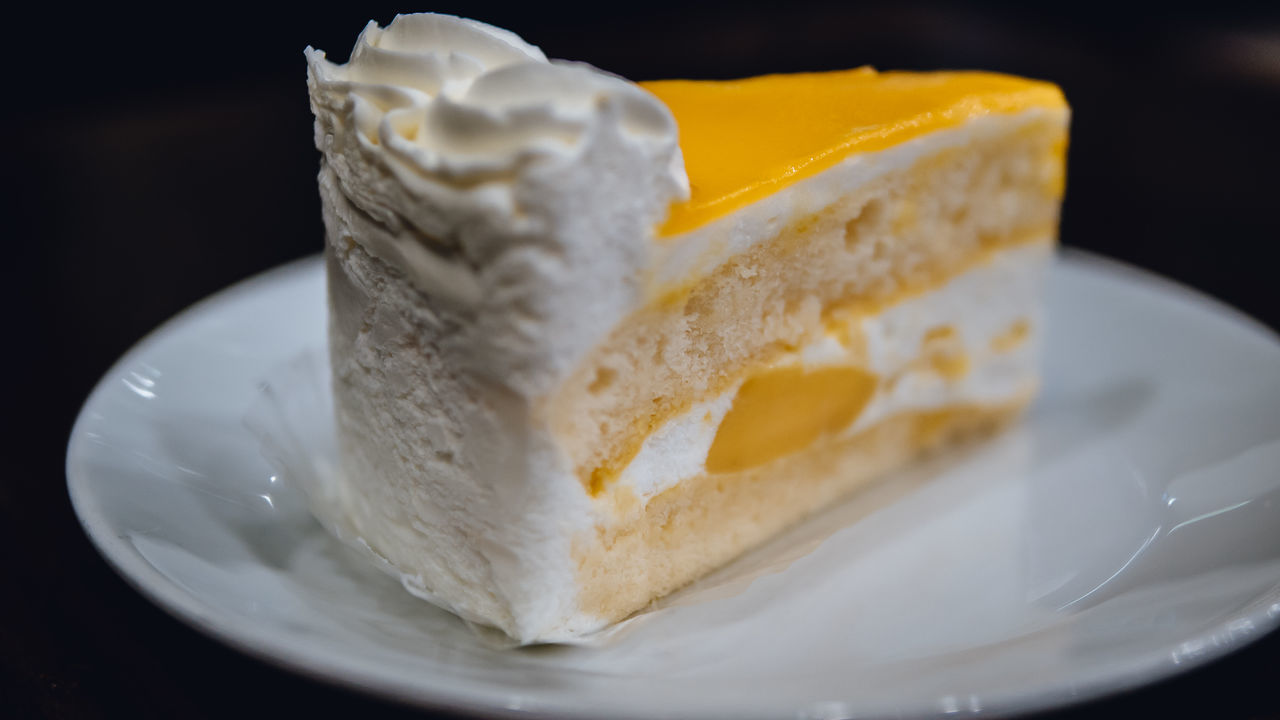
619;241;1049;501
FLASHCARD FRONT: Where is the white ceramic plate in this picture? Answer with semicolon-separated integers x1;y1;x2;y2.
67;251;1280;719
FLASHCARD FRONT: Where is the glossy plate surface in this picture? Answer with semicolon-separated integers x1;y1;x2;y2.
67;251;1280;719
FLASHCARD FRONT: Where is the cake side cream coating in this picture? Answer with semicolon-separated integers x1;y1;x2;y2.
307;12;1067;642
307;13;693;636
324;223;590;635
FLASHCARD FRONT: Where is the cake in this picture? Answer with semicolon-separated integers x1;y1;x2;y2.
305;13;1068;643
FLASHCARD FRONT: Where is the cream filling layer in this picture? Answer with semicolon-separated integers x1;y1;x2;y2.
618;241;1050;502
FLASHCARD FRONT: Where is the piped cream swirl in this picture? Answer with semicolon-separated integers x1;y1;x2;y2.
307;13;690;396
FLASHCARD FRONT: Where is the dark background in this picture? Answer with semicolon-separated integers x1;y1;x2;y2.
6;1;1279;717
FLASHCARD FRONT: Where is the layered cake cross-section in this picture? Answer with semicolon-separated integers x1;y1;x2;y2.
305;12;1068;643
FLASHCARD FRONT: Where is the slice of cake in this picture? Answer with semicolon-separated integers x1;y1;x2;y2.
305;12;1067;643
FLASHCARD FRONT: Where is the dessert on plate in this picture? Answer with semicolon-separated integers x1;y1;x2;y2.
305;12;1068;643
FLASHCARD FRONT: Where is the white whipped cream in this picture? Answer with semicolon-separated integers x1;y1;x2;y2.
307;13;688;397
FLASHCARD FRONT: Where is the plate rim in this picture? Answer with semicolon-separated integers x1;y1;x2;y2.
65;249;1280;719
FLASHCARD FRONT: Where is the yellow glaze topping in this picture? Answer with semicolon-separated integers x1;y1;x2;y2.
705;365;878;474
641;69;1066;236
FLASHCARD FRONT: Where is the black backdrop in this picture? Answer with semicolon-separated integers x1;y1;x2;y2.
6;2;1280;718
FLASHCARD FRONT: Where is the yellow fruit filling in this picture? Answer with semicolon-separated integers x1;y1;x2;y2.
705;365;880;474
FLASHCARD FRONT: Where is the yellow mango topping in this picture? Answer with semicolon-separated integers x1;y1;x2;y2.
641;69;1066;236
705;365;878;474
